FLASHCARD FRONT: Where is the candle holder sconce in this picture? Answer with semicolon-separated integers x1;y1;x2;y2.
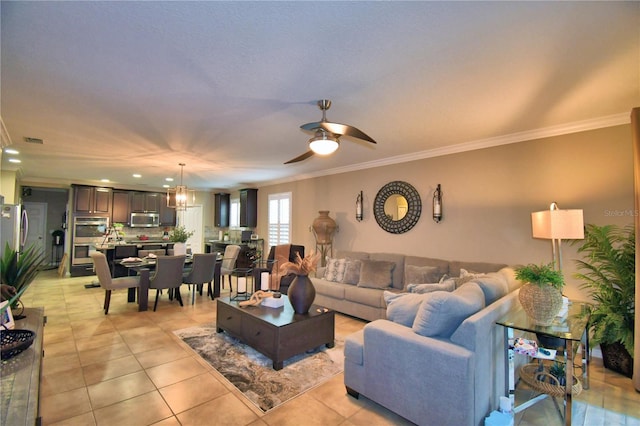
433;184;443;223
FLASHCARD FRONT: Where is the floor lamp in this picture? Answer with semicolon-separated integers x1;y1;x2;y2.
531;202;584;273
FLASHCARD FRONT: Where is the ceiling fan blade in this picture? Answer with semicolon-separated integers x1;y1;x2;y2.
284;150;315;164
319;122;377;144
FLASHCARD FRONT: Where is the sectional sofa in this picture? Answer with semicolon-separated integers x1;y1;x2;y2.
311;250;508;322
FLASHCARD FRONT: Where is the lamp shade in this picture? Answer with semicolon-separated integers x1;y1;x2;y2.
531;209;584;240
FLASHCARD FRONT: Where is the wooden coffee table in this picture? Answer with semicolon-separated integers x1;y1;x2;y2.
216;295;335;370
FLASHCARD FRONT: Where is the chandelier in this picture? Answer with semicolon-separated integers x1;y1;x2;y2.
166;163;195;210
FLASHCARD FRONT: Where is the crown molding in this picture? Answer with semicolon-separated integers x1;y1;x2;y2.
262;112;631;187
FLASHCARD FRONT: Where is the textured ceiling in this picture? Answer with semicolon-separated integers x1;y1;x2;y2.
1;1;638;191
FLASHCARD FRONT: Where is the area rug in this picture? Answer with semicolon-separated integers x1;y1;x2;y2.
174;324;344;412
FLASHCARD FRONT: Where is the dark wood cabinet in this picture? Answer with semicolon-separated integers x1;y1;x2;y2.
215;193;230;227
112;190;131;224
73;185;112;215
159;193;176;226
131;192;161;212
239;188;258;228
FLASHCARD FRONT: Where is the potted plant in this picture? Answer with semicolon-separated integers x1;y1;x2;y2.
515;262;565;326
169;226;195;256
1;243;48;318
572;224;634;378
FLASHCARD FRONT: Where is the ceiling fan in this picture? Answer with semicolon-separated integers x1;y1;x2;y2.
285;99;377;164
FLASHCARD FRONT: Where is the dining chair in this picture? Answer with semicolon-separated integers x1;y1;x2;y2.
220;245;241;292
148;255;186;311
182;253;219;304
90;252;140;315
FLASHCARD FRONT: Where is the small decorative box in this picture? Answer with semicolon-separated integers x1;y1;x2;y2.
262;297;285;308
512;337;538;357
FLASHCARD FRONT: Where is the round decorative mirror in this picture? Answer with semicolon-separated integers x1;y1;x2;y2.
373;181;422;234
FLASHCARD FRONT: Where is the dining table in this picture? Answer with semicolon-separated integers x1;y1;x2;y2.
118;255;222;311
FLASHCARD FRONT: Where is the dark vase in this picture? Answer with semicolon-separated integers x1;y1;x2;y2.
601;342;634;378
287;275;316;314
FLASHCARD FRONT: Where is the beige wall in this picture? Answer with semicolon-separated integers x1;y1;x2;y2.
256;124;633;301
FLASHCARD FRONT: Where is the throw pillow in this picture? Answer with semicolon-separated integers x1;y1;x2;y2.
412;282;485;338
384;291;430;327
323;258;347;282
473;273;508;305
404;265;441;287
357;259;395;289
340;259;362;285
407;278;455;294
453;268;484;288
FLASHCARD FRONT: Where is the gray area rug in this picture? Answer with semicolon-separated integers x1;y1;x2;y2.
174;324;343;412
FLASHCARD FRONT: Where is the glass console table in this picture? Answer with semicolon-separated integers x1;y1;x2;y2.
496;300;590;426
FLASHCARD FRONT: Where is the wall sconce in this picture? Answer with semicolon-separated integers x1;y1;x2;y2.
356;191;363;222
433;184;443;223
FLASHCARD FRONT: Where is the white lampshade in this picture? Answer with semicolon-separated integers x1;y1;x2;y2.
531;209;584;240
309;130;339;155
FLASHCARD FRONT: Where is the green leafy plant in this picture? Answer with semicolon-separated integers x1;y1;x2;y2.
1;242;48;310
572;224;635;357
514;263;564;290
169;226;195;243
549;361;566;386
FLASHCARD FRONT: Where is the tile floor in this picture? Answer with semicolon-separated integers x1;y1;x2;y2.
14;270;640;425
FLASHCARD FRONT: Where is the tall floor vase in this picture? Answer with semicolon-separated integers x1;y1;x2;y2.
287;275;316;314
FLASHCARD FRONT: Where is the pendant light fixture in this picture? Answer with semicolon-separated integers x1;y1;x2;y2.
166;163;195;210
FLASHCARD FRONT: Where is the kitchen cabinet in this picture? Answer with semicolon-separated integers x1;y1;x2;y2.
112;190;131;225
131;192;161;213
73;185;112;215
215;193;230;227
159;193;176;226
239;188;258;228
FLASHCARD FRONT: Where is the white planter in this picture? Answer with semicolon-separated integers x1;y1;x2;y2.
173;242;187;256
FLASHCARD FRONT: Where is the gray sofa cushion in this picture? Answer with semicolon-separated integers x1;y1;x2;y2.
345;285;391;308
384;291;430;326
370;253;405;289
472;273;508;305
412;282;485;338
312;279;346;299
336;250;370;261
407;278;455;294
404;265;442;286
449;260;508;277
341;259;361;285
358;259;395;289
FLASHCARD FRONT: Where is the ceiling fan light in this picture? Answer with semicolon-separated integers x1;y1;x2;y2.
309;131;339;155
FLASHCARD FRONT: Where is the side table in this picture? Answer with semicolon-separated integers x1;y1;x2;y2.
496;300;590;426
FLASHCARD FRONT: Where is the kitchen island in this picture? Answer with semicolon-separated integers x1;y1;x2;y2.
205;239;264;269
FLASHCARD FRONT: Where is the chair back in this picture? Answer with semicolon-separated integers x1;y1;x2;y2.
90;252;113;288
114;245;137;259
149;255;186;290
138;249;166;258
221;245;241;271
184;253;218;283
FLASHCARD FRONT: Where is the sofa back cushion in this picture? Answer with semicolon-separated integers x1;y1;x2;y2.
336;250;370;261
449;260;507;277
370;253;405;289
383;291;430;326
357;259;395;289
470;273;509;305
412;282;485;338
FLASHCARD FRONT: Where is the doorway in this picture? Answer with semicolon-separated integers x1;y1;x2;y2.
23;202;48;262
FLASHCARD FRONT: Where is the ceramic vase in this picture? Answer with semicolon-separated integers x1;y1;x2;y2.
288;275;316;314
173;242;187;256
311;211;337;244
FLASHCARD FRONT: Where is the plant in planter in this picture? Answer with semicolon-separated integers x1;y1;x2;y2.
515;263;565;326
1;243;48;318
572;223;634;378
169;226;195;256
549;361;566;386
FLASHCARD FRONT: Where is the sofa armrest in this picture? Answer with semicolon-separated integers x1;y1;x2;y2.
360;320;476;425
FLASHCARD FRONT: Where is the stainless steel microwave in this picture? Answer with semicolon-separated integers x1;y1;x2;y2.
130;212;160;227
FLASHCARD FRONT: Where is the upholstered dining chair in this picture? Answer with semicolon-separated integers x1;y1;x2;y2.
220;245;241;292
90;252;140;315
148;255;186;311
182;253;219;304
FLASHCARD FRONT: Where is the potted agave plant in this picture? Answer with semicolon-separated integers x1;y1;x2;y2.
1;243;48;319
572;224;635;378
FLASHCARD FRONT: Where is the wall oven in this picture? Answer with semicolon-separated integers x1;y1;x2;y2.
72;216;109;265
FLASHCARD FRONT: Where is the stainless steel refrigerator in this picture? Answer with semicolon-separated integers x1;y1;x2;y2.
0;203;29;258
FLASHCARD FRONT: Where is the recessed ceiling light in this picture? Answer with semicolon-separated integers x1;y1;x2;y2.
4;148;19;155
162;184;170;188
165;178;174;182
101;179;110;183
133;174;142;178
8;158;21;163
